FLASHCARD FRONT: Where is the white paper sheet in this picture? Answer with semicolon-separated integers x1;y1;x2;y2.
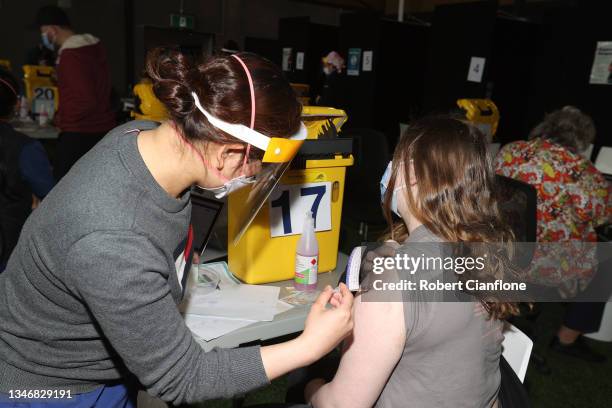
182;284;280;321
275;300;294;314
184;314;255;341
595;146;612;175
182;261;292;339
184;300;294;341
362;50;373;71
590;42;612;85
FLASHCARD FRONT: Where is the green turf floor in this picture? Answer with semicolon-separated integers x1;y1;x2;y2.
186;302;612;408
518;303;612;408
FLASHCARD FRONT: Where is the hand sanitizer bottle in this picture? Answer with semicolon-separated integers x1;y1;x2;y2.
294;211;319;291
38;104;49;127
19;96;29;119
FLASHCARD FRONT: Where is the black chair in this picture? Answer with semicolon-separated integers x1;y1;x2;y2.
495;175;537;243
495;175;538;270
495;175;551;375
498;355;532;407
340;128;391;252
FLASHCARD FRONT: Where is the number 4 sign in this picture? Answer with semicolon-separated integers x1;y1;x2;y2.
269;182;332;238
467;56;486;83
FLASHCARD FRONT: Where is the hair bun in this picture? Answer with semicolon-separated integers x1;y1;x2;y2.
145;47;195;118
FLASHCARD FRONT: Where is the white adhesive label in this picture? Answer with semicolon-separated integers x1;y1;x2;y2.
295;254;318;285
346;246;365;291
269;182;332;238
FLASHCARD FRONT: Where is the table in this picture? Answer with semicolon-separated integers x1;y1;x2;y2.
196;252;348;351
12;122;59;140
201;247;228;263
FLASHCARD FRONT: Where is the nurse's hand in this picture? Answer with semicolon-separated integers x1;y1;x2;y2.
300;283;354;364
259;284;353;381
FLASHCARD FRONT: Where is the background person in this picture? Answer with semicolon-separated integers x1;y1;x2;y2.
306;117;520;408
495;106;612;363
313;51;345;107
0;69;54;272
33;5;116;181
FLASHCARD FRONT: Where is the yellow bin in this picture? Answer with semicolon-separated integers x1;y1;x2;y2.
228;107;353;284
23;65;59;111
456;98;500;140
131;79;168;122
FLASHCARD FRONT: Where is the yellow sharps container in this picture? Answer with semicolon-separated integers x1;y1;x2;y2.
456;98;500;141
131;79;168;122
23;65;59;111
228;107;353;284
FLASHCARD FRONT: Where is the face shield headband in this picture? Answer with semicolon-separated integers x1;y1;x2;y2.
190;92;307;163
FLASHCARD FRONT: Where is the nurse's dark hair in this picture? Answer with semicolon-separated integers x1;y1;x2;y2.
145;47;302;157
0;68;19;119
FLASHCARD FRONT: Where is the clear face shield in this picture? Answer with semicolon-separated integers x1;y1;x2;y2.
231;160;292;244
191;92;307;244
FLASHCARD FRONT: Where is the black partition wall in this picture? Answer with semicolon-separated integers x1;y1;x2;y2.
133;26;214;83
338;13;429;148
523;2;612;151
423;0;548;147
423;1;498;113
244;37;281;66
424;1;612;149
278;17;339;90
487;15;540;145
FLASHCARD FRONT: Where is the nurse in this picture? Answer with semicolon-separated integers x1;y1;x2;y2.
0;48;353;407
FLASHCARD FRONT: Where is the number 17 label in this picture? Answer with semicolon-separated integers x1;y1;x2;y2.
269;182;332;238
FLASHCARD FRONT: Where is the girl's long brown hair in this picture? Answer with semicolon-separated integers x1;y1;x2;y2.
383;116;519;320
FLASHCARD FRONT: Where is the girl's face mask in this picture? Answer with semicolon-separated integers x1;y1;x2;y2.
380;161;407;217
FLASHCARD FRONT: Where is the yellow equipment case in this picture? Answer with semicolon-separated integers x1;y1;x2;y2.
228;107;353;284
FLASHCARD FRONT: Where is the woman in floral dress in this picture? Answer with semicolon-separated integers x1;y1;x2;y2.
495;106;611;363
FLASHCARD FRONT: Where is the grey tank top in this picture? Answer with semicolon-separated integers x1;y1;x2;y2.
375;225;502;408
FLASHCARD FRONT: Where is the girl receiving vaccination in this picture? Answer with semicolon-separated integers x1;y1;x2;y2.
307;117;520;408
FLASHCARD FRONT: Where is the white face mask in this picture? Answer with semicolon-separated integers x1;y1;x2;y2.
41;32;55;51
198;174;255;199
380;161;407;217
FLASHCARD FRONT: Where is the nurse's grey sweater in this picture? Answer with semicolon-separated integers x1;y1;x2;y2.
0;121;268;405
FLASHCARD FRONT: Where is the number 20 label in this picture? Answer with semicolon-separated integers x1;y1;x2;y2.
269;182;332;238
34;87;55;100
